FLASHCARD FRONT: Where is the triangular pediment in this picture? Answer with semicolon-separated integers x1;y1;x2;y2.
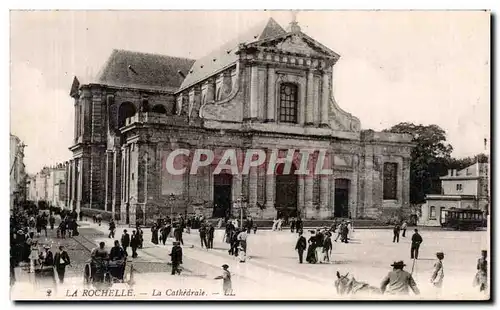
248;32;340;60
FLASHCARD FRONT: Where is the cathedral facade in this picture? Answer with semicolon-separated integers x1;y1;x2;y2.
67;18;413;224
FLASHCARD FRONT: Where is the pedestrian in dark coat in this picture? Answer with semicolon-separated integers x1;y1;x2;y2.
207;224;215;249
306;231;317;264
341;223;349;243
295;231;307;263
295;218;303;234
130;230;139;258
108;220;116;238
169;241;183;275
59;220;66;239
290;218;296;233
121;229;130;256
53;245;70;283
151;224;159;245
410;229;423;259
174;225;184;245
49;215;55;230
323;232;333;262
199;225;208;248
393;224;401;243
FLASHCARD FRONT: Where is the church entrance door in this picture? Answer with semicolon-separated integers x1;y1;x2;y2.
334;179;350;218
275;163;298;218
213;173;233;219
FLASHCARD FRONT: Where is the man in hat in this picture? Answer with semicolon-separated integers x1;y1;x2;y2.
169;241;183;275
323;232;333;262
380;261;420;295
474;250;488;292
410;229;423;259
430;252;444;290
295;231;307;264
121;229;130;256
393;224;401;243
214;264;232;295
40;245;54;268
53;245;70;283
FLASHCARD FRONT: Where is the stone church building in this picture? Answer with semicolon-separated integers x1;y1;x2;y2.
67;17;413;224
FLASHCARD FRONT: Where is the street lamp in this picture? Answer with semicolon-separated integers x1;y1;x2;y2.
238;194;246;226
169;193;175;224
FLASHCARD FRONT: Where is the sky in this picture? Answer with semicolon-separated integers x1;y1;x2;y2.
10;10;490;174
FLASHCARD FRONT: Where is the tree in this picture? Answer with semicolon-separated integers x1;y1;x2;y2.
384;122;453;203
446;153;488;171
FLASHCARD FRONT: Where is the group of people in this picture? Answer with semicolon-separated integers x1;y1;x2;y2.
295;228;333;264
10;205;72;284
224;220;249;263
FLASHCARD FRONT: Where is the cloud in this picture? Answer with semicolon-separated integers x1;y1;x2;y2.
10;62;73;173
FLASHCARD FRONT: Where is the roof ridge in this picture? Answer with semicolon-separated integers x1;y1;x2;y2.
112;48;196;62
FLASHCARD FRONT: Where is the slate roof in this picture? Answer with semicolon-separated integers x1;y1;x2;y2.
94;49;195;92
178;17;286;91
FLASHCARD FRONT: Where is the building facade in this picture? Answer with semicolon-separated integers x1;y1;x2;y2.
68;18;413;224
27;164;68;210
10;134;27;209
419;162;489;226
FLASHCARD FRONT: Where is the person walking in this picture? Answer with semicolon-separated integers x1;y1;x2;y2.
295;231;307;264
199;225;208;249
207;224;215;249
410;229;423;259
108;219;116;239
341;222;349;243
215;264;232;295
169;241;183;275
121;229;130;256
380;261;420;295
174;224;184;245
151;223;159;245
237;229;248;259
290;218;296;233
401;220;408;237
323;232;333;262
473;250;488;292
130;230;139;258
430;252;444;291
53;245;70;284
49;214;55;230
393;224;401;243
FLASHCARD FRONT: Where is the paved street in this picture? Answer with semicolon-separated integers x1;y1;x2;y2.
11;218;489;300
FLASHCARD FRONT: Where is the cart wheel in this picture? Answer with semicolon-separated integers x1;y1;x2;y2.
84;265;91;284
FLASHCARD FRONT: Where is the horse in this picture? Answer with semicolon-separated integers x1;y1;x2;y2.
335;271;382;296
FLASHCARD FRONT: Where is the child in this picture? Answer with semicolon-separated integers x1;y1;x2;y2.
214;264;232;295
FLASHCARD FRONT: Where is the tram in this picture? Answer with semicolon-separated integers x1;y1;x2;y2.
440;207;486;231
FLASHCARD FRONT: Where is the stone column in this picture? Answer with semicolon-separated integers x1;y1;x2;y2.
321;71;330;126
319;153;330;209
266;67;276;122
350;155;359;218
305;69;314;125
248;166;258;207
232;173;242;203
402;156;411;209
297;176;305;218
104;150;113;212
112;148;122;221
304;176;314;218
250;66;259;120
330;174;336;215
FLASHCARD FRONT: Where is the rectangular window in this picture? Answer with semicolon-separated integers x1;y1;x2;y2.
279;83;298;123
383;162;398;200
429;206;436;220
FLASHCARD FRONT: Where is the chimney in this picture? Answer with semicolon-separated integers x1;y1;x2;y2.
448;169;452;176
177;70;186;79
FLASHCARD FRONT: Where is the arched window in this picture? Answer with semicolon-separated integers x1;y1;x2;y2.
118;102;137;128
279;83;298;123
151;104;167;114
429;206;436;220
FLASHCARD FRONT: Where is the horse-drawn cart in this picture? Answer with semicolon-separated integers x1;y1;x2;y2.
83;259;134;286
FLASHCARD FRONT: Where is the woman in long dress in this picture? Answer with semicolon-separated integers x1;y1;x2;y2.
306;231;317;264
151;224;159;245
